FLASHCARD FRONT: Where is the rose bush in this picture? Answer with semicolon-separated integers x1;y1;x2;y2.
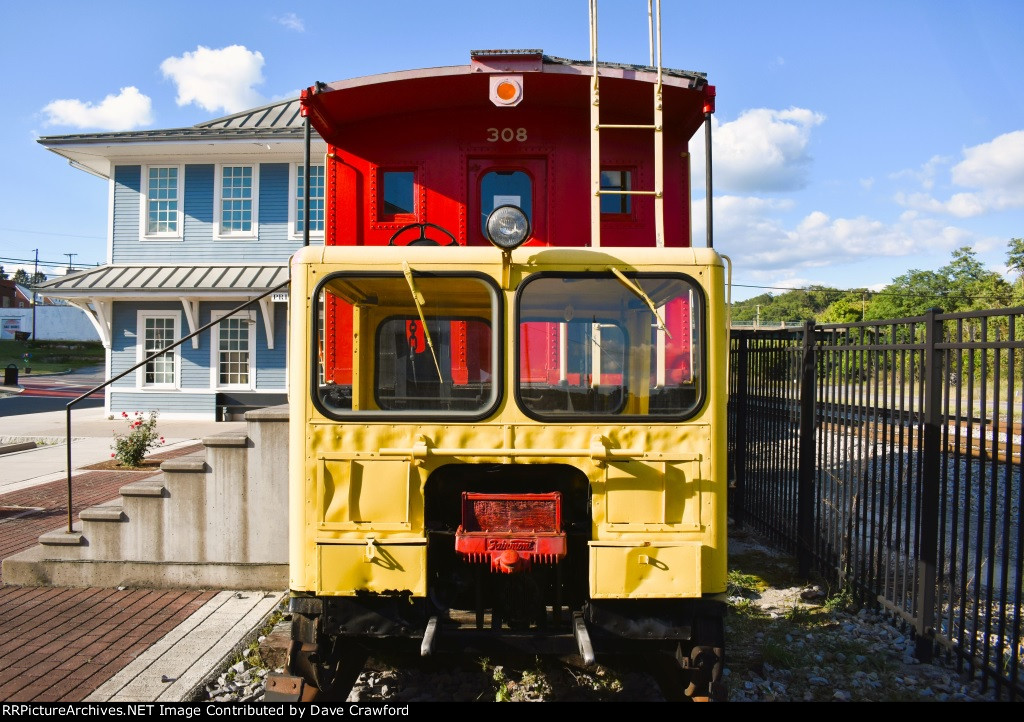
111;410;165;467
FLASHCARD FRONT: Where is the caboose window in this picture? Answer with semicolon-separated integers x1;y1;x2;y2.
480;170;532;238
516;272;703;420
382;171;415;217
312;272;501;419
600;169;632;214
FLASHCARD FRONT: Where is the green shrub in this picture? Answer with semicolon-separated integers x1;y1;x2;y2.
112;410;164;467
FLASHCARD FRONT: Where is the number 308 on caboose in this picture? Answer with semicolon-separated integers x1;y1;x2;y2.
276;28;729;702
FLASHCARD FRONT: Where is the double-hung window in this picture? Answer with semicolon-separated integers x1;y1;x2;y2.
215;165;258;238
137;312;179;389
211;311;254;389
291;164;325;239
141;165;183;238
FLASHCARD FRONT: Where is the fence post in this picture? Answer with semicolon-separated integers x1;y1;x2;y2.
915;308;942;662
797;319;816;578
733;333;748;528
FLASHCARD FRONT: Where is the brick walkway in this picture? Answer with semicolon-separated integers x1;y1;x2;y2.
0;444;218;702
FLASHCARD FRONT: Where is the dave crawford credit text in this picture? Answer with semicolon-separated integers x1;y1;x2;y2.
2;704;413;717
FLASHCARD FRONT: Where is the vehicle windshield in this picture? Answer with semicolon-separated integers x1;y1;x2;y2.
314;272;500;418
516;272;703;419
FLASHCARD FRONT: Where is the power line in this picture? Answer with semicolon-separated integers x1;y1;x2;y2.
0;254;99;268
0;225;105;240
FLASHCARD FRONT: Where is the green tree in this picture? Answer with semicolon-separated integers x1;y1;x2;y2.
0;265;7;280
819;291;870;324
1006;237;1024;281
940;246;1009;312
1006;238;1024;308
866;269;948;319
12;268;46;286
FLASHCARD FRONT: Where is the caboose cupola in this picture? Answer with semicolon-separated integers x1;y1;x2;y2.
300;49;709;250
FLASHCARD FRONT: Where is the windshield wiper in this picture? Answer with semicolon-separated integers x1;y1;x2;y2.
609;267;672;339
401;260;445;382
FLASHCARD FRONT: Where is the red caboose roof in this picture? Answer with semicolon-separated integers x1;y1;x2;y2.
301;50;711;145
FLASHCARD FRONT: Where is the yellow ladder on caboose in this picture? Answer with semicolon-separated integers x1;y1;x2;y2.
588;0;665;248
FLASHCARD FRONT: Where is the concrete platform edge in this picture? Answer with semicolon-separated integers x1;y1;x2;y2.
85;590;286;703
1;547;288;589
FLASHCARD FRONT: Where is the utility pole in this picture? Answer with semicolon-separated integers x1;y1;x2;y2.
65;253;77;272
755;304;760;329
32;249;38;341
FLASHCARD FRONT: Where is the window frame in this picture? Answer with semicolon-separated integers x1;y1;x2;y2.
478;168;534;240
289;163;326;240
209;309;256;390
136;311;181;390
599;166;637;221
514;270;706;423
373;167;419;225
214;164;259;239
310;270;504;422
139;164;184;239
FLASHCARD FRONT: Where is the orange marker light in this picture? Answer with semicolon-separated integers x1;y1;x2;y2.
489;76;523;106
496;81;518;101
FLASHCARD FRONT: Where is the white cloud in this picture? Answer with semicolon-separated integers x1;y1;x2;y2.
160;45;266;114
890;154;950;191
693;107;826;193
276;13;305;31
895;130;1024;217
41;87;153;130
700;195;970;275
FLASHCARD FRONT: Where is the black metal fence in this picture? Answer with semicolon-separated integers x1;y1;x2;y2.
729;308;1024;700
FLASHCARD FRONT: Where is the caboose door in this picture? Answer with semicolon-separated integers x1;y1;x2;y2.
468;157;547;246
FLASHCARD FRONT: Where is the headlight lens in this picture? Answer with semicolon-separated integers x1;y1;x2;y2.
485;205;531;250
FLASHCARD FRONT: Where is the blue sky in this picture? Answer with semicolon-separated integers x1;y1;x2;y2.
1;1;1022;302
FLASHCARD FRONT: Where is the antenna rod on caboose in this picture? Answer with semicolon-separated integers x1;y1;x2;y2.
648;0;654;66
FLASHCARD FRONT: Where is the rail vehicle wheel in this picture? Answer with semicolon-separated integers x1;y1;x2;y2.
682;614;726;702
292;637;370;701
644;613;725;702
265;612;370;702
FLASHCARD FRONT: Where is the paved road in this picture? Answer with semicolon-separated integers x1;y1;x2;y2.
1;367;104;415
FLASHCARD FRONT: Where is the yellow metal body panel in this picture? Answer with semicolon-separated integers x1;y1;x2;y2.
288;244;729;599
589;542;703;598
316;539;427;595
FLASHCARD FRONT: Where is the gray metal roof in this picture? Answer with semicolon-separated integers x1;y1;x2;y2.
37;98;311;145
197;98;306;130
39;263;288;296
542;54;708;82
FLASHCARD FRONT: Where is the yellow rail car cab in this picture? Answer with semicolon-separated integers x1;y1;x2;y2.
284;234;729;700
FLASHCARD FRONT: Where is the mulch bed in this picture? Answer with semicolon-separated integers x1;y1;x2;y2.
79;443;205;472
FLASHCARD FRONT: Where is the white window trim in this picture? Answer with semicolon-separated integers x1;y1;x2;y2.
136;310;181;390
289;163;326;241
139;164;184;239
214;164;259;239
209;310;256;390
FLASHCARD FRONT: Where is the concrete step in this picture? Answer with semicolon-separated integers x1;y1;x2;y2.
4;406;290;589
79;502;126;560
160;452;210;562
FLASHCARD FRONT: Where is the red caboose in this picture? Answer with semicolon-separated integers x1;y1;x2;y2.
301;49;714;388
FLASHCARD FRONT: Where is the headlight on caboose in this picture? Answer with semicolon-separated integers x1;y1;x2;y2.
485;204;531;250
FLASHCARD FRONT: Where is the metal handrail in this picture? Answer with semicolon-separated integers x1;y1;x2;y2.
62;279;290;533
